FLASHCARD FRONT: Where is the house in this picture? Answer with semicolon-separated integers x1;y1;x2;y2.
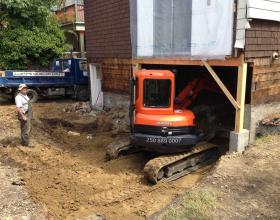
84;0;280;151
55;0;86;57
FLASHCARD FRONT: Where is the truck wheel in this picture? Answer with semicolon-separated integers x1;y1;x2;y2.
76;87;89;101
27;89;39;103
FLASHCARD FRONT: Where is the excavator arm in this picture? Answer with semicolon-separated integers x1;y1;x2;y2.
174;77;222;109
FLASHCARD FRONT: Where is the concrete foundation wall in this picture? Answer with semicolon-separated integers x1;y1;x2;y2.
103;92;130;109
249;101;280;142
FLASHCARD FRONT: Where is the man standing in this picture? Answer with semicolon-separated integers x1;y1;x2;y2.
15;84;33;147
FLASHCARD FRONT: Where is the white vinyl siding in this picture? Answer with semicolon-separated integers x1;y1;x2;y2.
235;0;280;49
247;0;280;22
235;0;249;48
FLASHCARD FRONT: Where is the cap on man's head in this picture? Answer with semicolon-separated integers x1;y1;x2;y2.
18;84;28;91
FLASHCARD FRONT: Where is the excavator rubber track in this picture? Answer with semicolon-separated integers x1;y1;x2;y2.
106;139;140;160
144;142;219;184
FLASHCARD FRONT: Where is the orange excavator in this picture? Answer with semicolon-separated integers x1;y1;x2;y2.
107;69;225;184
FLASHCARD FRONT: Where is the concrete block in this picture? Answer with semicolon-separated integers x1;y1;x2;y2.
103;92;129;108
244;104;251;131
229;129;249;153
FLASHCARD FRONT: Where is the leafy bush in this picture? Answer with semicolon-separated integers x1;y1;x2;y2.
0;0;67;70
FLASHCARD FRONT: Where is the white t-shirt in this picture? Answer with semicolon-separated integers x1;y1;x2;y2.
15;94;30;113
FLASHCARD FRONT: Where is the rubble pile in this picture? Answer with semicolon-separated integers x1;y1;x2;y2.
261;115;280;126
63;102;130;133
64;102;97;116
109;109;130;134
257;114;280;136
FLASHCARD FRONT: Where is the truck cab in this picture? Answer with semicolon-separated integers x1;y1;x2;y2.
52;58;88;85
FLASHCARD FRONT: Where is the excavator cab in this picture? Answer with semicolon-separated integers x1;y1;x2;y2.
130;70;198;154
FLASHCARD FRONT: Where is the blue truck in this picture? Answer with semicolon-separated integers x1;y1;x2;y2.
0;58;89;102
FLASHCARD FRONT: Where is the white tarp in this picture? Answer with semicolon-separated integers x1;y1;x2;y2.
136;0;154;57
134;0;234;59
247;0;280;22
191;0;233;58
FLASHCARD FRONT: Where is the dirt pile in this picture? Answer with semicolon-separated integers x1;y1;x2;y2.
63;102;130;134
257;114;280;136
260;114;280;126
105;108;130;134
64;102;97;116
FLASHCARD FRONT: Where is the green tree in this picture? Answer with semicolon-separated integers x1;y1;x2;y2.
0;0;67;70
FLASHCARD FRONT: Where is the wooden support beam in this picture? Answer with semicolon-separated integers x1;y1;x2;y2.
132;64;141;108
79;31;85;58
132;57;241;67
132;64;141;78
202;61;240;110
235;57;248;133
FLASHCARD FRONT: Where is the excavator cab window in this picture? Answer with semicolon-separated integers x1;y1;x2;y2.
143;79;171;108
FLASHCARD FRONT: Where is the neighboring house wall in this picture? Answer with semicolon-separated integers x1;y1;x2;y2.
235;0;280;48
55;2;86;57
56;5;76;24
245;20;280;61
244;19;280;141
245;19;280;105
85;0;132;94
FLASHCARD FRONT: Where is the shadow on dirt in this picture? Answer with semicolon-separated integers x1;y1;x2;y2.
0;136;20;147
39;117;115;134
0;96;75;106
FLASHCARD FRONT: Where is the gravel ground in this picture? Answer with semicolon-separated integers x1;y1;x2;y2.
157;134;280;220
0;161;51;220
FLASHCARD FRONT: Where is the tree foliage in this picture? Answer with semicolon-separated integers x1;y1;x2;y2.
0;0;67;70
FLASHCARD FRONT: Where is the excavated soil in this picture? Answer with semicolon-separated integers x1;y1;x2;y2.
0;101;209;220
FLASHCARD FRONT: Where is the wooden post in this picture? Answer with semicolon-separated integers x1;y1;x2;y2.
235;55;248;133
132;64;141;78
132;64;141;102
131;64;141;125
79;31;85;58
202;60;240;110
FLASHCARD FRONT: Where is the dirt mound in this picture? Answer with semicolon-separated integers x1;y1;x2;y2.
63;102;130;133
64;102;95;115
257;114;280;136
260;114;280;126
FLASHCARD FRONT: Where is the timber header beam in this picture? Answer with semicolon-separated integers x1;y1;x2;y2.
132;57;241;67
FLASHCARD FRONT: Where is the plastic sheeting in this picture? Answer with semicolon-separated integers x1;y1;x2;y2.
153;0;192;56
131;0;234;59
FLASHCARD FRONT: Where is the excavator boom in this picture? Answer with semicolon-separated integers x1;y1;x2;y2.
175;77;222;109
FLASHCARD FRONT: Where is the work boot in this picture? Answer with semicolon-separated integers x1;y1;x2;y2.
21;142;34;148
